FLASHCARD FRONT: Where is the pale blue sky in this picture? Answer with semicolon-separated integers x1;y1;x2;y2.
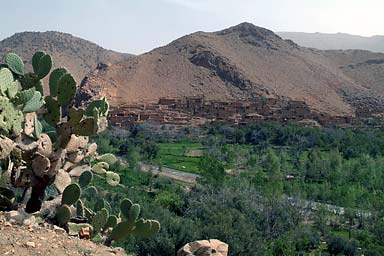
2;0;383;54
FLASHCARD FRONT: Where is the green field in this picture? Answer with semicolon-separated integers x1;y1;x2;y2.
152;142;204;173
152;142;255;174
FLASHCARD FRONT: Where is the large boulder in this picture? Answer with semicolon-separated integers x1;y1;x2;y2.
177;239;228;256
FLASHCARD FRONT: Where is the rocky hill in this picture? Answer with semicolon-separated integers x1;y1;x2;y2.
0;31;131;88
78;22;384;117
278;32;384;53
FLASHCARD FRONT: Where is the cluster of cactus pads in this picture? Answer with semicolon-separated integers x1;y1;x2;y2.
0;52;159;242
56;174;160;244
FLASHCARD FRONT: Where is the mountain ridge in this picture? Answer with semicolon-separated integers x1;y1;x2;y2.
278;31;384;53
2;24;384;121
78;22;383;117
0;31;132;89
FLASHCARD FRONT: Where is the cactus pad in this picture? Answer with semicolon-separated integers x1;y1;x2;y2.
76;199;85;217
120;198;133;220
23;90;44;113
68;107;84;127
91;162;108;175
19;72;43;93
56;204;71;225
37;54;52;78
57;73;76;106
109;220;135;241
33;116;43;138
32;51;45;73
6;81;19;99
104;215;118;230
62;183;81;205
86;142;97;157
79;170;93;188
134;219;160;238
96;153;117;165
84;98;109;117
43;96;61;126
84;206;96;220
5;53;24;75
83;186;98;196
0;96;23;136
91;208;109;233
94;199;106;212
13;87;35;106
128;204;141;222
49;67;68;97
31;152;51;178
106;171;120;186
132;219;151;237
73;117;97;136
0;68;14;96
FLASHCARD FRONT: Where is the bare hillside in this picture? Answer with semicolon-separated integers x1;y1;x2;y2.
78;23;380;116
0;31;131;87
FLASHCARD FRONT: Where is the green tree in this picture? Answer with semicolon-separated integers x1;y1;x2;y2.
263;149;283;195
198;154;225;186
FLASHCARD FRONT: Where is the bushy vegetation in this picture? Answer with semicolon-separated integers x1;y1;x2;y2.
91;121;384;255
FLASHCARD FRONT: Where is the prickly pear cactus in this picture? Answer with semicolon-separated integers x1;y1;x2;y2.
106;171;120;186
56;204;71;225
43;96;61;126
96;153;117;165
57;73;77;106
0;96;23;136
91;208;109;233
79;170;93;188
5;53;24;75
62;183;81;205
49;67;68;97
0;51;158;246
104;215;118;230
120;198;133;219
76;199;85;217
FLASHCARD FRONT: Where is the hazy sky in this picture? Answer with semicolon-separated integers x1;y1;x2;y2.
2;0;383;54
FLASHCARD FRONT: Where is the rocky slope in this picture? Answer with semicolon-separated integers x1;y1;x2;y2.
0;31;131;89
278;32;384;53
78;22;384;117
0;212;127;256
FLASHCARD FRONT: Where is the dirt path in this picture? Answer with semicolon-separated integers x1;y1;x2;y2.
139;163;200;185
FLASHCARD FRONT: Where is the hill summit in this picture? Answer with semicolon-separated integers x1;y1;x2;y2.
77;22;384;118
0;31;131;86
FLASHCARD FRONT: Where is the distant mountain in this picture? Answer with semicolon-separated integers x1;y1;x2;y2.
0;31;131;88
278;32;384;53
77;22;384;117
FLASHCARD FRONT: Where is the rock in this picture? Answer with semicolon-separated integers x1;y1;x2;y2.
6;209;33;225
22;216;36;226
79;227;90;239
25;241;36;248
53;225;66;234
177;239;228;256
68;223;93;236
40;196;61;219
5;211;18;219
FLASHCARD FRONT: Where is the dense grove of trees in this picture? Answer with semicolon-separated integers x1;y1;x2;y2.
91;122;384;255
